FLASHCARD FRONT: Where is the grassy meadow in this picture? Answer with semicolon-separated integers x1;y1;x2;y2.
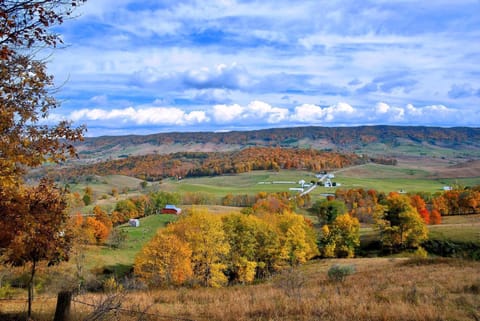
156;164;480;198
2;257;479;321
82;214;179;275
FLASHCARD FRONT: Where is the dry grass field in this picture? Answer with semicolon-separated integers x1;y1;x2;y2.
1;257;479;321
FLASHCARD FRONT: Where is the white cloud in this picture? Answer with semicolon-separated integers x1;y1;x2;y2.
291;102;357;123
213;104;244;123
375;102;390;114
70;106;209;126
290;104;325;122
212;101;289;125
61;98;479;134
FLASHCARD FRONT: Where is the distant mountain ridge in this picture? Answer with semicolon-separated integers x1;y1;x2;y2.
76;126;480;161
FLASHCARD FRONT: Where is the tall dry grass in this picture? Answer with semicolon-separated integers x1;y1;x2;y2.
1;257;479;321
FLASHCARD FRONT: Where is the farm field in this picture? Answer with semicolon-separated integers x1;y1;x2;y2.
156;164;480;197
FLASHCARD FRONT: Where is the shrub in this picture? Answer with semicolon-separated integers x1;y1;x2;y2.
0;283;16;299
327;264;356;282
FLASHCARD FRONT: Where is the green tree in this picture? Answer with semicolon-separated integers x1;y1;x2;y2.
374;193;428;251
147;191;181;215
310;199;347;224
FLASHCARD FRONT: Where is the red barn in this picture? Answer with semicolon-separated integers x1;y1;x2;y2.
161;204;182;215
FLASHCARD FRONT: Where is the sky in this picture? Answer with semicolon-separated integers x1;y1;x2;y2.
47;0;480;136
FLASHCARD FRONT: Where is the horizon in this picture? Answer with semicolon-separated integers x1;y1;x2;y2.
47;1;480;137
82;124;480;139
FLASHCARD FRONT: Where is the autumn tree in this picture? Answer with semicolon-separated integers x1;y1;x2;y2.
374;193;428;251
134;230;193;287
261;211;319;266
222;214;259;283
410;194;430;224
319;213;360;258
171;209;230;287
430;208;442;225
0;0;85;189
0;179;72;317
0;2;86;317
85;217;109;244
93;205;113;232
252;192;293;215
310;198;347;224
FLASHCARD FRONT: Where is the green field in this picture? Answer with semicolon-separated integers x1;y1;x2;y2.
156;166;480;197
428;215;480;245
84;214;178;275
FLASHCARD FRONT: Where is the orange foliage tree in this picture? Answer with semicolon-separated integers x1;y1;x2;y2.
85;217;110;245
410;194;430;224
0;179;73;317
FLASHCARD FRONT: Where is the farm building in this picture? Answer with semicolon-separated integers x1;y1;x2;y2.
161;204;182;215
129;218;140;227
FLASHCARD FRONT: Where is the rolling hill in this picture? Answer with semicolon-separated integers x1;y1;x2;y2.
75;125;480;161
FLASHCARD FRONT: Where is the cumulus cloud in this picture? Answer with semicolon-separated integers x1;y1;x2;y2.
213;101;289;124
213;104;244;123
62;99;479;134
370;102;464;125
290;102;357;123
71;107;209;125
373;102;405;122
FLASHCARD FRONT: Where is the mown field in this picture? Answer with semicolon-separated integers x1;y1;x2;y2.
156;163;480;198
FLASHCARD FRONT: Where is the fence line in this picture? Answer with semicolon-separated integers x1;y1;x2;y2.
72;298;198;321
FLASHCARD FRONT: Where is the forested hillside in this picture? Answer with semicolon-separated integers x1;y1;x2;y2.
47;147;365;181
76;125;480;160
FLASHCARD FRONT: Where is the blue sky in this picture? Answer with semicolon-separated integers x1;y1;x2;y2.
48;0;480;136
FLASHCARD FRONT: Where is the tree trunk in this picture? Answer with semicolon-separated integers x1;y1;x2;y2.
53;291;72;321
28;260;36;319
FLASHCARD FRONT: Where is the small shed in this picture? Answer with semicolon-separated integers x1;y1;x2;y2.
129;218;140;227
161;204;182;215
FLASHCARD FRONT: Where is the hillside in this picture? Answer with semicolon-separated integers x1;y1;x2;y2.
75;126;480;160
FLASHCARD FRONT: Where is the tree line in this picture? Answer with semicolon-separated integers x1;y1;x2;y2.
45;147;366;181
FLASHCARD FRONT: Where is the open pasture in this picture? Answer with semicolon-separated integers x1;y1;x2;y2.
158;163;480;197
2;257;479;321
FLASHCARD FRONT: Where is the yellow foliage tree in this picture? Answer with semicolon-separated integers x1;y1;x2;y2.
134;230;193;287
265;211;319;266
169;208;230;287
319;213;360;258
222;214;260;283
